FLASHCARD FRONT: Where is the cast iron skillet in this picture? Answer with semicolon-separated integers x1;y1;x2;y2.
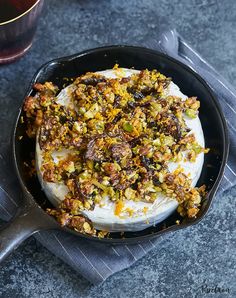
0;46;229;262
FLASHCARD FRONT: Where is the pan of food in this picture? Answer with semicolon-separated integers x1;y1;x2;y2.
0;46;229;261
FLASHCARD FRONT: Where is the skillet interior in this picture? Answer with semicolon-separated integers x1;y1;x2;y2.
14;46;228;242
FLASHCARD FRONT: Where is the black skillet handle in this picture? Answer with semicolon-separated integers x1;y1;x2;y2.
0;198;56;263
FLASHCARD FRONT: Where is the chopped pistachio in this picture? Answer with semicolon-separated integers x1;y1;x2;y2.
185;108;197;118
123;122;133;132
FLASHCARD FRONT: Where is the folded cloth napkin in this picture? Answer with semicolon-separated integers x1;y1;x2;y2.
0;29;235;284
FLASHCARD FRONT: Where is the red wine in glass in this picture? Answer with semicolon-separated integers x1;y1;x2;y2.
0;0;44;64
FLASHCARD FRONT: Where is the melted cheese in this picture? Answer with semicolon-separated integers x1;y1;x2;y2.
36;68;205;232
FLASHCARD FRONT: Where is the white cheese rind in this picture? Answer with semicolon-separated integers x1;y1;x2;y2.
36;68;204;232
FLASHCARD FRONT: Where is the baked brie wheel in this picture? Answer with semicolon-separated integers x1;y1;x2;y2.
30;68;205;232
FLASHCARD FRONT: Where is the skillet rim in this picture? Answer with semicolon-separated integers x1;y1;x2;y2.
13;45;229;244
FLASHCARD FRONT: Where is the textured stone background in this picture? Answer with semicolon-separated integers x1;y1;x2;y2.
0;0;235;297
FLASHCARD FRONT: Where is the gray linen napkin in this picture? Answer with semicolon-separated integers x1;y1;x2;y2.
0;29;235;284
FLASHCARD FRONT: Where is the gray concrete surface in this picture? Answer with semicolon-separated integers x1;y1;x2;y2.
0;0;235;297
